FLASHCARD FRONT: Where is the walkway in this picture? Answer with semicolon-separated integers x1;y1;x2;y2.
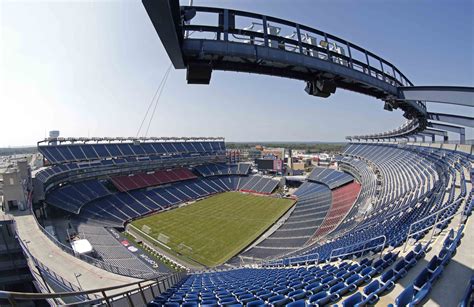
11;210;141;293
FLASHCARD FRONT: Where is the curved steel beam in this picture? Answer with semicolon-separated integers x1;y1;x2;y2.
427;121;465;143
398;86;474;107
427;112;474;128
143;0;185;68
142;1;427;120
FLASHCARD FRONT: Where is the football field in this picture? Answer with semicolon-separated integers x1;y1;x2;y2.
130;192;295;267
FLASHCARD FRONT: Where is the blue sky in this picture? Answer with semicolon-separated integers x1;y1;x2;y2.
0;0;472;146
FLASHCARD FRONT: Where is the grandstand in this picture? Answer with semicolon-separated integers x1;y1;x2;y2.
1;0;472;306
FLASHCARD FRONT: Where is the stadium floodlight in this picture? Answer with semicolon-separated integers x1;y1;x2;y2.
305;78;336;98
383;102;394;111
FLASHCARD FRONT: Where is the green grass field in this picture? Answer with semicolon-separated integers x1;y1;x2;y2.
130;192;294;267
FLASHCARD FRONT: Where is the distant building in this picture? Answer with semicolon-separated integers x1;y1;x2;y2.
1;159;31;211
318;153;331;166
226;149;241;163
262;148;285;160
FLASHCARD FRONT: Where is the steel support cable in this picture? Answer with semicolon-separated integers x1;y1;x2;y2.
136;64;172;137
145;65;172;137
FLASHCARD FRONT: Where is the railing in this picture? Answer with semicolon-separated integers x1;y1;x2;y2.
288;252;320;266
15;234;95;305
329;235;386;261
181;6;425;103
263;252;320;267
403;197;465;252
0;271;187;307
349;118;423;140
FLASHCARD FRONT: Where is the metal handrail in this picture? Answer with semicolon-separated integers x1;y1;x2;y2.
403;197;466;252
288;252;320;266
0;272;187;306
329;235;386;261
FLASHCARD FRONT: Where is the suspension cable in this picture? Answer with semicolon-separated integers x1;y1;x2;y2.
144;65;172;137
136;64;171;137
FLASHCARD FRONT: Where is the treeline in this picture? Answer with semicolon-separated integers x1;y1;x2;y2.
0;147;37;156
226;142;346;153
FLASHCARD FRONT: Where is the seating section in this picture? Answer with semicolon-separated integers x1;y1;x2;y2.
147;246;416;307
194;163;251;177
79;177;234;226
146;139;473;306
45;179;111;214
334;157;377;235
78;174;281;226
38;140;225;164
237;175;280;194
239;182;332;260
266;143;471;266
387;226;465;306
74;223;158;279
35;152;223;187
111;168;197;192
307;167;354;189
314;181;361;238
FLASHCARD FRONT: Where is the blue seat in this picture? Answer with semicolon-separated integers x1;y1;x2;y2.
220;297;238;305
330;281;357;298
271;297;291;306
286;299;306;307
413;243;426;260
309;290;335;305
459;275;474;307
404;251;417;268
258;291;273;300
182;302;198;307
426;255;443;283
288;289;307;300
305;281;326;294
268;294;285;303
342;292;363;307
345;273;370;287
438;248;452;265
411;268;432;305
360;266;377;278
247;300;266;306
383;251;399;265
362;280;382;305
393;260;408;279
201;300;218;307
393;285;415;307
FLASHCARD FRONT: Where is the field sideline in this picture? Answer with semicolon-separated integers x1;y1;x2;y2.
130;192;295;267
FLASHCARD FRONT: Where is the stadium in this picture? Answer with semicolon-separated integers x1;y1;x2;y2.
0;0;473;306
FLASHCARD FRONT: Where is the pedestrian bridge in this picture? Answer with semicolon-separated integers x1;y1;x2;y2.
143;0;472;143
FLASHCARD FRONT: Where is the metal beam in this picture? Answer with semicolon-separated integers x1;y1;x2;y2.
142;0;185;68
423;128;448;137
427;112;474;128
398;86;474;107
414;134;426;142
419;129;447;142
427;121;465;144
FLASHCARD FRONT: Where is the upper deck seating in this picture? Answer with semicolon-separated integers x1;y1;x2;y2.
38;140;226;164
